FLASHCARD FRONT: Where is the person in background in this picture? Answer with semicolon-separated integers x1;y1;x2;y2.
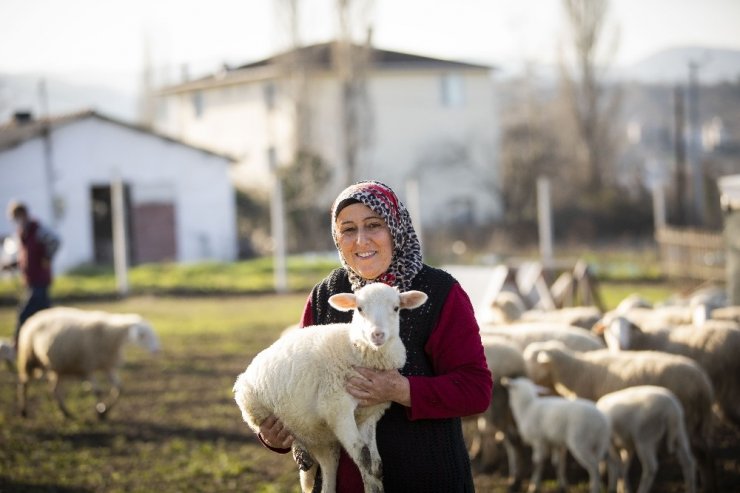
2;201;56;347
257;180;493;492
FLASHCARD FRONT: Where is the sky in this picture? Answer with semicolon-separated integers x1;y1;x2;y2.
1;0;739;95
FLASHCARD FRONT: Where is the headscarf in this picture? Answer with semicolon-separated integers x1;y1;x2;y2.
331;181;423;292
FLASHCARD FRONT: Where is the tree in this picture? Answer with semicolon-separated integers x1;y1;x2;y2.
559;0;621;192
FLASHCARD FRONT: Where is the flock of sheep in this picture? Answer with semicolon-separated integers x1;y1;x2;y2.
472;283;740;493
3;275;739;493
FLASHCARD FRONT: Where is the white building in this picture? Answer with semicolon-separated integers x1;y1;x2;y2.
0;110;238;273
155;42;502;228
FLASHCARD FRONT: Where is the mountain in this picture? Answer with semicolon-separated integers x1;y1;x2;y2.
615;46;740;84
0;72;138;124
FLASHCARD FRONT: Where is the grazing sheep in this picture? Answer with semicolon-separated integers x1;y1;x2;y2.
604;316;740;428
465;335;528;491
501;376;610;493
596;385;696;493
233;283;427;493
480;290;527;324
523;341;717;493
480;323;605;353
16;307;160;419
707;305;740;323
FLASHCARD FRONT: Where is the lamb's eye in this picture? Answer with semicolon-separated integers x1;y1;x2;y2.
357;307;363;313
393;306;399;312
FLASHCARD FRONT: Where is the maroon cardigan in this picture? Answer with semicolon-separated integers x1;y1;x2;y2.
18;220;52;286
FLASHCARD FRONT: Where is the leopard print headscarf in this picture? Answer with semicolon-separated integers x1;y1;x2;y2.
331;181;423;292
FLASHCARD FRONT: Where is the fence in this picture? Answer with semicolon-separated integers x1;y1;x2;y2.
655;226;725;281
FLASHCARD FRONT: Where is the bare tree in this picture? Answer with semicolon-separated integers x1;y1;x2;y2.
336;0;375;186
559;0;620;191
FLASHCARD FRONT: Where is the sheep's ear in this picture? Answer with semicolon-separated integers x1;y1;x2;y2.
535;351;551;364
400;290;427;310
329;293;358;312
592;320;605;335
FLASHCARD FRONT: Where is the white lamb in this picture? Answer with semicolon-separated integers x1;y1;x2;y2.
596;385;696;493
233;282;427;493
604;316;740;428
501;376;610;493
16;306;161;419
523;341;717;493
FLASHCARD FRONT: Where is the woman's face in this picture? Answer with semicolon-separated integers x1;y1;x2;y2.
335;202;393;281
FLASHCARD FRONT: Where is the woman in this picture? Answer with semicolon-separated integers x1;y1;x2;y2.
258;181;492;492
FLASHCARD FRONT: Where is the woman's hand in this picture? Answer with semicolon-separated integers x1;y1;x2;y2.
347;367;411;407
259;415;294;449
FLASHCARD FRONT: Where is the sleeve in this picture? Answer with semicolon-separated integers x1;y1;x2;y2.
406;282;493;420
300;293;314;327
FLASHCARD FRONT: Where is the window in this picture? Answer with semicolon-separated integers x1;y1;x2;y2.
192;91;204;118
440;73;465;107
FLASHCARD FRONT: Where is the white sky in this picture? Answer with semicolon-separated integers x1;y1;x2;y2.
1;0;739;93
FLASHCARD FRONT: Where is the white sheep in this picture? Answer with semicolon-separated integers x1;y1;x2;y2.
596;385;696;493
16;307;161;419
480;322;605;353
522;341;717;493
501;376;610;493
464;335;528;490
233;282;427;493
518;306;603;329
604;316;740;428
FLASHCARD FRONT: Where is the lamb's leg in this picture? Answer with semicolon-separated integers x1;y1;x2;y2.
358;418;382;478
17;379;29;418
673;434;696;493
603;444;622;493
503;428;527;492
553;446;569;491
528;443;547;493
310;445;339;493
568;443;602;493
331;411;383;493
633;442;659;493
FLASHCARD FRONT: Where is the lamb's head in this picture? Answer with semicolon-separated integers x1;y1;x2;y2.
500;376;536;399
125;316;161;354
329;282;427;348
602;315;638;352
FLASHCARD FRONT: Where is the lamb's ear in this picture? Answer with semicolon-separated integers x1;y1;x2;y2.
400;290;427;310
329;293;358;312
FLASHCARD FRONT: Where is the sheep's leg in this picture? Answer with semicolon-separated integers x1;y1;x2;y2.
568;443;602;493
603;444;622;493
95;371;122;419
17;379;29;418
358;418;382;477
331;411;383;493
309;445;339;493
553;446;569;492
49;374;73;419
528;443;548;493
674;435;696;493
633;442;659;493
503;427;527;492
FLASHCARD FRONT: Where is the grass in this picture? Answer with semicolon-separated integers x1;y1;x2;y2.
0;256;708;492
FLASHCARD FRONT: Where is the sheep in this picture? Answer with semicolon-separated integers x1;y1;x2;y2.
706;305;740;323
522;341;718;493
596;385;696;493
1;339;16;371
480;322;605;353
501;376;610;493
16;307;161;419
518;306;603;329
604;316;740;428
233;282;428;493
464;335;528;491
479;289;527;324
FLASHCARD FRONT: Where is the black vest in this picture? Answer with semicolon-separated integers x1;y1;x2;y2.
310;266;475;493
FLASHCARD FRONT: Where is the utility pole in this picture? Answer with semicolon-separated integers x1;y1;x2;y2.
686;60;705;226
673;85;687;226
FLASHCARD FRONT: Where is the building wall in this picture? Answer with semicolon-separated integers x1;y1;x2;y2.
0;116;237;273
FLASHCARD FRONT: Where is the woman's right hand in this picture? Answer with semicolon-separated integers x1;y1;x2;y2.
259;415;294;449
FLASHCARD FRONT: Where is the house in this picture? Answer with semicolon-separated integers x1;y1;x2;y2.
0;110;238;273
154;42;502;228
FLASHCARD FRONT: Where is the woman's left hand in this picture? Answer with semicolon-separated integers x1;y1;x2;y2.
347;367;411;407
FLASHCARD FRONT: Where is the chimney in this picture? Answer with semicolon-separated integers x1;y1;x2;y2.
13;111;34;125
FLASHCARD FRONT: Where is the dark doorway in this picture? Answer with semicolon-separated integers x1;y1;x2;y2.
90;184;134;265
